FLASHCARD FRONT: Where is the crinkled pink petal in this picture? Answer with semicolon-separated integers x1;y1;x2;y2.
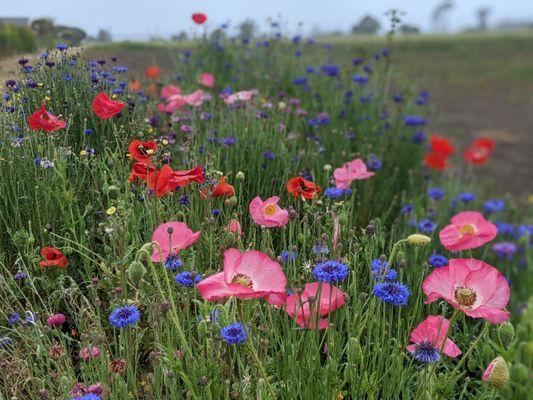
464;306;510;324
151;221;201;262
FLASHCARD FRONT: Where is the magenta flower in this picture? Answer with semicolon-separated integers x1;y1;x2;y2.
197;249;287;303
47;313;66;327
199;72;215;88
333;158;374;190
439;211;497;251
406;316;461;363
151;221;201;262
422;258;510;324
249;196;289;228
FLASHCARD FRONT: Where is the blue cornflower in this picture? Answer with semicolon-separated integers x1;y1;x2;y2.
0;337;13;348
518;225;533;238
279;250;298;263
56;43;68;51
222;137;236;146
403;115;426;127
178;196;190;207
212;209;221;217
401;204;413;215
175;271;201;287
484;199;505;213
294;50;302;57
428;254;448;268
367;154;382;171
71;395;102;400
312;242;329;256
84;129;93;135
370;259;397;281
373;282;410;306
13;271;27;280
492;242;517;259
412;131;426;143
411;341;440;363
494;221;515;236
263;150;275;160
312;260;349;283
198;309;221;324
453;192;476;204
25;311;38;325
109;305;140;328
164;254;183;270
7;313;20;325
427;188;445;201
324;187;352;199
320;65;340;77
293;76;307;85
353;74;368;85
393;94;404;103
220;323;247;345
418;219;437;233
305;65;316;73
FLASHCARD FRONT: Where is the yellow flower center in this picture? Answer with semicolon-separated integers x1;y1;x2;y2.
459;224;476;235
231;273;253;288
264;204;276;216
454;286;477;308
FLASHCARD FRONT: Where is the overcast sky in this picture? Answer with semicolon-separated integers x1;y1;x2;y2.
3;0;533;40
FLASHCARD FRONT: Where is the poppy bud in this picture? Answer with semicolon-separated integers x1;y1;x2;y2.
497;322;515;348
511;363;528;384
230;196;238;205
406;234;431;246
127;261;146;286
482;356;509;388
297;233;306;243
236;171;245;181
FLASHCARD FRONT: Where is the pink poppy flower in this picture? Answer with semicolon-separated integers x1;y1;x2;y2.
197;248;286;303
422;258;510;324
285;283;345;329
333;158;375;190
224;90;254;105
199;72;215;88
161;84;181;100
249;196;289;228
406;316;461;363
225;219;242;238
439;211;497;251
151;221;201;262
184;89;205;107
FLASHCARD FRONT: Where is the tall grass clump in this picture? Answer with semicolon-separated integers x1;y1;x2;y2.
0;24;531;400
0;24;37;55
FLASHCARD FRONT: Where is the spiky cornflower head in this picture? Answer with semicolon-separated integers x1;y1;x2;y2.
70;394;102;400
0;337;13;348
370;259;397;281
175;271;201;287
453;192;476;204
492;242;517;259
312;260;349;283
417;220;437;234
412;341;440;363
373;282;410;306
407;234;432;246
312;242;329;256
484;199;505;213
164;254;183;270
220;323;247;345
324;187;352;199
428;254;448;268
427;187;445;200
279;250;298;263
108;305;140;328
7;313;20;325
401;204;413;215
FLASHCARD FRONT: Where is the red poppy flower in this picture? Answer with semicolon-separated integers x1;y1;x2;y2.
130;79;142;92
28;104;67;132
424;152;449;170
92;93;125;119
128;140;157;163
144;66;161;79
192;13;207;24
128;162;156;183
39;247;68;268
170;165;205;187
464;138;495;165
429;135;455;156
212;177;235;197
147;164;176;198
287;177;321;200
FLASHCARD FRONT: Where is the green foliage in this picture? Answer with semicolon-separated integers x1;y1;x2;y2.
0;24;37;54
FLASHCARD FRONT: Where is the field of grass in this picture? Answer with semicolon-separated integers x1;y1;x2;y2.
0;31;532;399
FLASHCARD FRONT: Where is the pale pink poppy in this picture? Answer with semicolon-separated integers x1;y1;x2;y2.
406;316;461;362
333;158;375;190
224;90;254;105
224;219;242;238
197;248;287;303
199;72;215;88
151;221;201;262
249;196;289;228
157;96;187;113
285;283;345;329
439;211;497;251
161;84;181;100
182;89;204;107
422;258;510;324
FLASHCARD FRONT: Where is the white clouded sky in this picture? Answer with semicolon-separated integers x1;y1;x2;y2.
2;0;533;39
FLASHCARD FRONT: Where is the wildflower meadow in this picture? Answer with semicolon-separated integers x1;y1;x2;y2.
0;12;532;400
